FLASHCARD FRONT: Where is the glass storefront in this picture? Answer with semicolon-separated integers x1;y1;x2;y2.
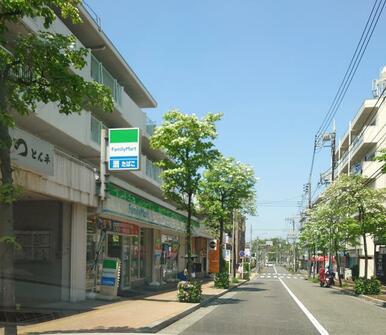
86;217;146;293
161;234;179;282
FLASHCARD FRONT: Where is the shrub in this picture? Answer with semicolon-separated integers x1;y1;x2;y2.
310;276;319;283
354;277;381;295
177;280;202;303
232;277;239;284
243;262;250;280
214;272;229;289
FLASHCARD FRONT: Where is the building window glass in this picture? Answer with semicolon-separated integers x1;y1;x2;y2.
140;229;146;278
131;235;140;280
161;234;179;282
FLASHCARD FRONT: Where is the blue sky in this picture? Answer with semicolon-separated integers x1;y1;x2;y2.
86;0;386;240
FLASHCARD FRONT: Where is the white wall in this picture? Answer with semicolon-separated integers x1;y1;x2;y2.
70;203;87;302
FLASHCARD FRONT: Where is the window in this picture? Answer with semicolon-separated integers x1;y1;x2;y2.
90;54;123;105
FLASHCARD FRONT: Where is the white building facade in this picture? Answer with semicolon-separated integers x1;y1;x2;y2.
335;67;386;281
8;5;211;305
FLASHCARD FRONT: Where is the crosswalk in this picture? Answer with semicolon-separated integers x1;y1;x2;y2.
256;273;304;280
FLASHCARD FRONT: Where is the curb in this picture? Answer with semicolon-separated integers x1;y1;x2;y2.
141;278;250;333
331;285;386;308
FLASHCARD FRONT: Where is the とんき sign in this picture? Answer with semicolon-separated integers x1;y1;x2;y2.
108;128;140;170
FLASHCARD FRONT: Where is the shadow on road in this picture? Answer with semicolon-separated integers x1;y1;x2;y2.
205;297;245;307
234;287;267;292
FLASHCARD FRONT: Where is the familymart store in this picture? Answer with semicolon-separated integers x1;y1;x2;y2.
86;184;199;295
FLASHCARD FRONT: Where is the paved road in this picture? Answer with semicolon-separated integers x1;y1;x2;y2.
161;265;386;335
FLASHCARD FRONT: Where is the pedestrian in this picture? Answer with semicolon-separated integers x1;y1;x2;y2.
319;266;325;287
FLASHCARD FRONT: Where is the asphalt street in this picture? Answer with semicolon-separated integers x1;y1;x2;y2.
161;265;386;335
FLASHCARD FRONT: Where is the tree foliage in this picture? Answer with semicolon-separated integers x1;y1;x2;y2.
299;174;386;280
150;110;222;274
0;0;114;314
198;156;256;271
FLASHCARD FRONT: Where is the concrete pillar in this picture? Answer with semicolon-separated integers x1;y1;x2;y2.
61;202;71;302
70;203;87;302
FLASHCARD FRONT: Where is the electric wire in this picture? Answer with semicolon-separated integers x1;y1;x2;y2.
305;1;385;211
316;0;381;138
316;0;386;142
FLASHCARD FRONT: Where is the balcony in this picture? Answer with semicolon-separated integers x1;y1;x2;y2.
91;54;123;105
350;126;378;162
145;157;162;185
336;150;349;175
90;115;107;145
146;118;157;137
362;160;384;179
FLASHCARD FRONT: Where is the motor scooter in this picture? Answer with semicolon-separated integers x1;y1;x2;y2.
324;270;335;288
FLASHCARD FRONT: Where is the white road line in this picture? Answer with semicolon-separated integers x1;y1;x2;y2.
287;276;291;278
278;278;329;335
261;275;265;278
267;275;271;278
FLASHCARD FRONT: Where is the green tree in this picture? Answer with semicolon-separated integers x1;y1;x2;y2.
150;110;222;275
0;0;114;321
328;175;386;279
198;157;256;272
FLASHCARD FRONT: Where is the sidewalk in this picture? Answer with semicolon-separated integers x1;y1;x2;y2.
3;280;245;334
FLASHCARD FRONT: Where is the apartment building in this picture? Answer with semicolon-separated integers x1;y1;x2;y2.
8;4;211;305
335;67;386;281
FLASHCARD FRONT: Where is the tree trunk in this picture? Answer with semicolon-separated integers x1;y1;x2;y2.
334;240;342;287
0;78;17;335
186;193;193;277
313;245;317;278
219;217;224;273
363;233;368;279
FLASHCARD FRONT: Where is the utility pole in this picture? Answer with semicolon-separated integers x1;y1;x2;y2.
232;210;236;279
328;124;336;272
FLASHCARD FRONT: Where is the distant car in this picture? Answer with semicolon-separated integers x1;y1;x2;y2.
267;262;273;267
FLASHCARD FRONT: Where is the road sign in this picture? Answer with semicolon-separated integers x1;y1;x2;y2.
108;128;140;170
239;250;245;258
209;239;217;250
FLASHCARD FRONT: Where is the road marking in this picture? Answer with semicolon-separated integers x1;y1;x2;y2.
261;275;265;278
279;278;329;335
267;275;271;278
287;276;291;278
273;264;278;274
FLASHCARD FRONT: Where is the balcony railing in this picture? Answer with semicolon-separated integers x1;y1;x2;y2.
336;126;377;171
91;54;122;105
146;118;157;137
145;157;162;184
90;115;107;145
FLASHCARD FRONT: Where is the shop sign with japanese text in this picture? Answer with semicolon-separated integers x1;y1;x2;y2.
9;128;54;176
108;128;140;171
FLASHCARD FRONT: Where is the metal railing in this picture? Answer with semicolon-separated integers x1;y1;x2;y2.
90;115;107;145
91;54;123;105
146;118;157;137
145;157;162;184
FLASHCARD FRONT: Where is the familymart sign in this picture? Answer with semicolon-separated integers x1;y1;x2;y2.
108;128;140;170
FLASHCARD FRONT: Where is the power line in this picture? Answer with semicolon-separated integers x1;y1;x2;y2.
316;0;386;142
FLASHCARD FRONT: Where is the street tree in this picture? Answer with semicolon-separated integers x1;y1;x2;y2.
313;198;357;286
328;175;386;279
150;110;222;275
0;0;114;320
198;156;256;272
